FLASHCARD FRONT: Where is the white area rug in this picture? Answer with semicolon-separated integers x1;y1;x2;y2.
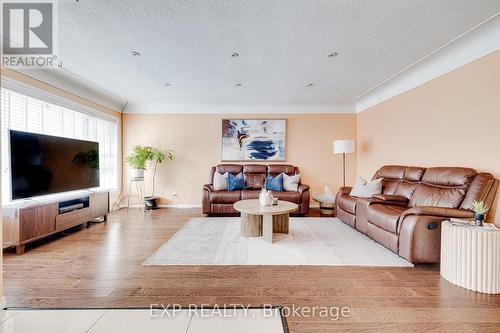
144;217;413;267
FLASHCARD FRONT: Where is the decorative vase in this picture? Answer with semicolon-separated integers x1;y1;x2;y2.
475;213;485;227
259;189;273;206
131;168;144;179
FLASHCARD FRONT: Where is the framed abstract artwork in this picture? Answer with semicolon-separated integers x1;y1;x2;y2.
221;119;286;161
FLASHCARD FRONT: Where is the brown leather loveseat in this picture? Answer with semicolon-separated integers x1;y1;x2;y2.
336;165;498;263
203;164;310;215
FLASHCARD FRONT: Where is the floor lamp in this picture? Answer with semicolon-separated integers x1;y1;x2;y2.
333;140;355;187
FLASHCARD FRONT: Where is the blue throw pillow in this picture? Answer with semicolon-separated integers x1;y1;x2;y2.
266;174;283;192
227;172;245;191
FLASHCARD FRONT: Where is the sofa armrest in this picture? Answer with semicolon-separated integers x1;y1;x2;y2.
398;215;447;263
338;187;352;195
202;184;213;214
372;194;408;203
401;206;474;220
203;184;214;192
335;187;352;210
297;184;310;215
298;184;310;195
208;166;216;185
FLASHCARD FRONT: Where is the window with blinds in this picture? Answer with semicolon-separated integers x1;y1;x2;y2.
0;87;118;203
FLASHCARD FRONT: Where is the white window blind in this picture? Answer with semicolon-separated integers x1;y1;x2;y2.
0;88;118;203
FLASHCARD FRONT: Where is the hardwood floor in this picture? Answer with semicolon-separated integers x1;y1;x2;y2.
4;208;500;332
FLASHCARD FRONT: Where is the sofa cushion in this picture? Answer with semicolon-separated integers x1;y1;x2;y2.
408;167;476;208
244;173;265;189
283;173;300;192
421;167;476;187
373;165;425;197
404;167;426;182
350;176;382;198
243;164;267;174
213;171;228;191
337;195;357;214
373;165;406;180
271;191;300;204
394;181;419;199
210;191;241;204
409;184;466;208
382;180;398;195
216;164;243;175
367;222;399;253
228;172;245;191
367;204;406;234
266;174;283;191
243;165;266;189
268;164;296;177
210;203;238;214
241;190;260;200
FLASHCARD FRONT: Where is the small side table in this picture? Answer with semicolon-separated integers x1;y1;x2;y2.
318;201;335;215
440;220;500;294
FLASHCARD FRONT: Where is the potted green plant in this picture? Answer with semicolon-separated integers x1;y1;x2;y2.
125;145;174;209
148;148;174;197
125;146;153;179
471;200;489;227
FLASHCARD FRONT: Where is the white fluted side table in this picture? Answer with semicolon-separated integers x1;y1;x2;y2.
440;220;500;294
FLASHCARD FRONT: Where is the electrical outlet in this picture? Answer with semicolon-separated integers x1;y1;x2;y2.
172;191;177;200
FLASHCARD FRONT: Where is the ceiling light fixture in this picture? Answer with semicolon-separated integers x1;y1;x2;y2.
306;83;314;87
164;83;171;87
230;52;239;58
327;52;338;57
235;83;242;87
131;51;141;56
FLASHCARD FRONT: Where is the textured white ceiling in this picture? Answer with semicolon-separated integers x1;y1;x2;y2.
55;0;500;112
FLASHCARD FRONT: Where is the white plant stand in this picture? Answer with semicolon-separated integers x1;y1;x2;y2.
126;177;145;211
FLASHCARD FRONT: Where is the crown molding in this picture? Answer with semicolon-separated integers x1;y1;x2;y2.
123;103;355;114
9;67;128;113
355;13;500;113
1;75;120;122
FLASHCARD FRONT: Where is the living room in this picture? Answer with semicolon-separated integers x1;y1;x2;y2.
1;1;500;332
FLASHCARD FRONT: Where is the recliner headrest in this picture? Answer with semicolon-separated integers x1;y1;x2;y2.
421;167;476;188
216;164;243;174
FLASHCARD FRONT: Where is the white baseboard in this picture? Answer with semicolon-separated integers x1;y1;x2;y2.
119;203;201;209
0;297;7;310
120;204;318;209
160;204;202;208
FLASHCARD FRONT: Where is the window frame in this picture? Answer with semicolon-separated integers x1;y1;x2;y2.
1;76;121;203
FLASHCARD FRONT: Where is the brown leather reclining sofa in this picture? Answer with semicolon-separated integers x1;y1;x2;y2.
203;164;310;215
336;165;498;263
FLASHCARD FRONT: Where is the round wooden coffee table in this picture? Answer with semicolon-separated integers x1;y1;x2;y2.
234;199;298;243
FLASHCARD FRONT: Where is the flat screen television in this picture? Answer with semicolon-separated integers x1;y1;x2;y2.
9;130;100;200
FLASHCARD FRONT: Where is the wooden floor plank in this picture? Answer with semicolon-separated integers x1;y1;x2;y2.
4;207;500;332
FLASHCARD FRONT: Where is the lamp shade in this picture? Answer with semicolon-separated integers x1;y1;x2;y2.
333;140;355;154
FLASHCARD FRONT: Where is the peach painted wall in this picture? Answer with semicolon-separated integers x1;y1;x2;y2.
357;50;500;226
123;113;357;206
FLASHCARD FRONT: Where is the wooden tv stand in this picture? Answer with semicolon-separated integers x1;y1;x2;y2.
2;189;110;254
